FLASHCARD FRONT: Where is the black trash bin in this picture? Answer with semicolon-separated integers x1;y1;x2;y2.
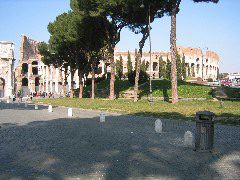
195;111;215;152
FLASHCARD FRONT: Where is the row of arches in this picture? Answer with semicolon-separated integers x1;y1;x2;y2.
0;78;5;98
21;61;39;75
21;77;39;86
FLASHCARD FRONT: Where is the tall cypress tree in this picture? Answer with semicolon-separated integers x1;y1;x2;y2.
166;58;171;80
158;56;164;78
176;54;182;80
141;60;147;72
182;55;186;80
187;64;191;77
162;61;166;79
127;51;133;75
217;68;220;80
192;66;195;77
116;55;123;79
134;49;138;70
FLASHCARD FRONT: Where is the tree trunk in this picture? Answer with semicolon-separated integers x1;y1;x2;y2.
63;69;67;97
91;65;95;99
170;10;178;104
134;53;141;102
133;27;149;102
70;70;74;98
109;49;115;100
78;71;83;99
59;68;65;97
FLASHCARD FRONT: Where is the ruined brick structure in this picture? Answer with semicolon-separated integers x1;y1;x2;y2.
15;36;80;96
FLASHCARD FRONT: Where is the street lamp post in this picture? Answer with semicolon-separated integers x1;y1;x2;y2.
141;3;153;102
148;5;153;103
202;52;204;80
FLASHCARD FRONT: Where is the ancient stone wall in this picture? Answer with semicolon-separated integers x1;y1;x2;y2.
0;41;14;98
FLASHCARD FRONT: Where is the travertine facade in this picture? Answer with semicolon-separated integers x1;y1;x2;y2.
114;46;220;80
15;36;80;96
0;41;14;98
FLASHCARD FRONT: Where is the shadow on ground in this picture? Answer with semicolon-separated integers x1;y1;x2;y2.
0;102;52;111
0;111;239;179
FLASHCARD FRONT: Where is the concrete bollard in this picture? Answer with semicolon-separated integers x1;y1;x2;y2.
25;102;28;108
48;105;53;112
100;112;105;122
35;104;38;110
184;131;194;147
68;108;73;117
155;119;163;133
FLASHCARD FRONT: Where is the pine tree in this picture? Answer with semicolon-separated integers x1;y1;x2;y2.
182;55;186;80
127;51;133;74
166;58;171;80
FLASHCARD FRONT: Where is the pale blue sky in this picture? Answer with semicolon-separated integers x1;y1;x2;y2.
0;0;239;72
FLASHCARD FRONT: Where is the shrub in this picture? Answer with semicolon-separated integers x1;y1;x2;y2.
128;70;149;86
85;74;106;86
106;72;111;80
207;78;213;82
96;75;106;84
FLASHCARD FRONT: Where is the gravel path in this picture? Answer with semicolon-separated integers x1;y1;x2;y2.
0;101;239;179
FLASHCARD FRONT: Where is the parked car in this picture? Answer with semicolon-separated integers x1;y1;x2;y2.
208;80;220;86
221;80;232;87
231;78;240;88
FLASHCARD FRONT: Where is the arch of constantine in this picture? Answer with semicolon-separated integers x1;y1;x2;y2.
0;41;14;98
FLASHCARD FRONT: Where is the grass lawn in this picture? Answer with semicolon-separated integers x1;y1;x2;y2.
34;98;240;125
83;79;213;99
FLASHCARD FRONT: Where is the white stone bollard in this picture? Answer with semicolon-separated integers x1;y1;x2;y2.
68;108;73;117
184;131;194;147
25;102;28;108
35;104;38;110
48;105;53;112
100;112;105;122
155;119;163;133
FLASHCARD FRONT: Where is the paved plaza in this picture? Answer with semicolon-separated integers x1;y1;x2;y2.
0;101;239;179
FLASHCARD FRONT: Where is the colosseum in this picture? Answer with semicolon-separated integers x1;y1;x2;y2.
114;46;220;80
15;36;79;96
15;35;220;96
